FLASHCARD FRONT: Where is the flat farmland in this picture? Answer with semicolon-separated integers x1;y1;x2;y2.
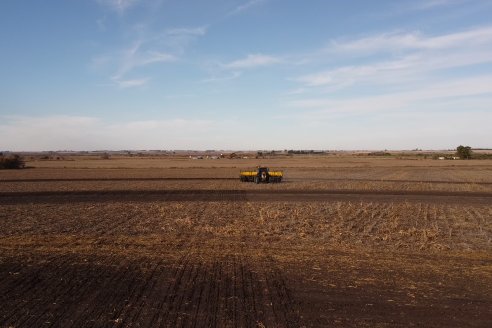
1;156;491;327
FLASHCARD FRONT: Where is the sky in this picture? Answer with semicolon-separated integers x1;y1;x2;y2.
1;0;492;151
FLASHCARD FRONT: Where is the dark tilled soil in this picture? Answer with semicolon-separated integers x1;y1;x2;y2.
1;250;491;328
2;177;492;185
0;254;299;328
1;176;491;327
1;189;491;205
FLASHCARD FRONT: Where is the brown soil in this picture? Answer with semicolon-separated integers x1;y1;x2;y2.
1;250;490;327
1;188;492;206
1;159;491;327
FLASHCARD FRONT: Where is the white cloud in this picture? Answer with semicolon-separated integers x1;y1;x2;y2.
111;42;176;80
0;116;102;151
0;116;223;151
156;26;208;54
165;26;208;37
92;41;176;87
223;54;282;70
228;0;266;16
97;0;140;13
111;77;149;88
329;26;492;54
289;76;492;114
299;109;492;150
90;24;207;87
140;51;176;65
292;26;492;93
297;48;492;88
403;0;468;12
2;111;490;151
96;16;107;31
201;71;242;83
92;25;206;86
280;25;492;149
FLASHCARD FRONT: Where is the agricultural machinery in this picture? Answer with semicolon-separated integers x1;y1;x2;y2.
239;166;283;183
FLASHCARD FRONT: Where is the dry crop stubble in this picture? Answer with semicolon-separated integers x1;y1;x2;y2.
1;157;492;326
2;201;490;254
2;179;492;194
1;199;491;327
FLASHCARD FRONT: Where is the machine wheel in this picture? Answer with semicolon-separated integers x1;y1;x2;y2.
254;176;260;184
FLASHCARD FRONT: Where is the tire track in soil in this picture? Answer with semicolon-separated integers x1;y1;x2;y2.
0;255;66;326
28;260;115;328
0;177;238;183
1;255;77;327
111;260;164;327
66;259;135;327
190;261;207;328
135;264;170;325
88;262;147;328
146;255;300;327
238;259;252;328
23;262;95;328
1;189;492;205
0;254;301;328
289;177;492;185
153;253;192;327
54;260;119;327
2;177;492;185
43;263;110;328
0;260;33;296
132;255;187;327
265;268;301;327
104;263;153;327
170;259;200;327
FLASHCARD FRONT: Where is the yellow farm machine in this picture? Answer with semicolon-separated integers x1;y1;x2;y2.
239;166;283;183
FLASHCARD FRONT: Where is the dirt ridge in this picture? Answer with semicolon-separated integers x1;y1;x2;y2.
1;189;491;205
2;177;492;184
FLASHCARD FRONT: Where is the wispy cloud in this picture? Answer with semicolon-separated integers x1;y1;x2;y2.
403;0;468;12
228;0;266;16
0;116;231;151
111;77;149;88
296;50;492;89
106;41;176;86
289;76;492;114
201;71;242;83
223;54;281;70
93;25;207;87
281;24;492;149
113;42;176;78
165;26;208;37
97;0;140;13
328;26;492;54
294;26;492;91
157;26;209;54
96;16;107;31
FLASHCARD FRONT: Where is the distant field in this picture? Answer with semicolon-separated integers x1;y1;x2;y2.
1;155;491;327
19;154;492;169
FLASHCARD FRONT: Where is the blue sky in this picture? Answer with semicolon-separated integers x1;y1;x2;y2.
1;0;492;150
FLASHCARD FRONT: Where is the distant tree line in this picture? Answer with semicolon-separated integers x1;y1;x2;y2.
456;145;472;159
287;150;325;154
0;154;25;169
367;151;391;156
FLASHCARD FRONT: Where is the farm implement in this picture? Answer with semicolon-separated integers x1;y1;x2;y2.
239;166;283;183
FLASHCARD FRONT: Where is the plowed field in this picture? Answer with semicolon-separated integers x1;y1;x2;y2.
1;157;491;327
